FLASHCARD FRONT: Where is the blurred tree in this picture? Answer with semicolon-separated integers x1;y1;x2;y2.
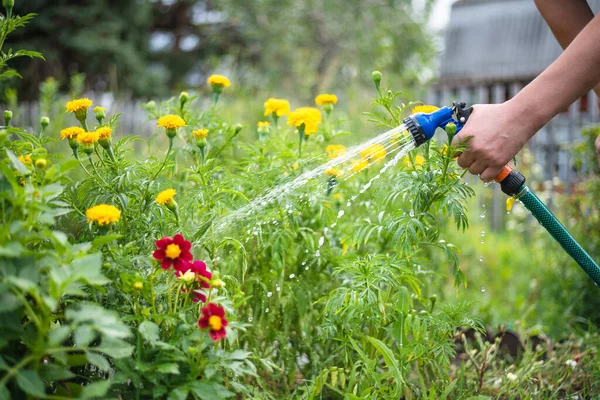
8;0;434;100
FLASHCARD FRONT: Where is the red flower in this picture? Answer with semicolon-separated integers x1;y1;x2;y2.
198;303;228;341
153;234;192;271
175;260;212;303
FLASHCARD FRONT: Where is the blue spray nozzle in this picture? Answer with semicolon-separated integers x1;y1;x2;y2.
403;101;472;147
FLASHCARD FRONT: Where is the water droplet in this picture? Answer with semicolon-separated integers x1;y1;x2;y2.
289;274;295;279
302;261;307;266
481;240;485;244
249;317;253;322
276;286;281;292
324;227;329;234
267;292;273;297
337;210;345;218
480;287;486;293
480;213;486;219
315;250;321;257
318;237;325;247
330;223;337;228
480;231;485;237
265;308;270;313
253;231;258;236
409;210;415;217
305;266;309;270
479;256;483;262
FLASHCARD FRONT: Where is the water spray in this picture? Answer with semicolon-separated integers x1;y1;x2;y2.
404;101;600;286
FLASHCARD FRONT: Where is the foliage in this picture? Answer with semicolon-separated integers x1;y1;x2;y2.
1;4;599;399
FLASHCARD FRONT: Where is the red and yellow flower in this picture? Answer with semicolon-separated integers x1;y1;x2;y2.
198;303;228;341
153;234;193;271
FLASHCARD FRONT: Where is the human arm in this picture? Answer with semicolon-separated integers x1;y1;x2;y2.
534;0;600;97
452;12;600;180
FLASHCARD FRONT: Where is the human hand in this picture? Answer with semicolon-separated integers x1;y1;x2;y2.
451;101;539;182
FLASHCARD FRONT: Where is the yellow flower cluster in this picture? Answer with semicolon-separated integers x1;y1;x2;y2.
360;144;387;162
60;126;85;140
192;129;208;139
77;131;99;145
18;154;32;166
325;167;343;178
264;98;290;117
96;126;112;140
157;115;186;130
315;94;338;106
404;155;425;169
207;74;231;88
156;188;176;205
66;98;93;113
350;159;369;172
411;105;439;114
287;107;322;135
325;144;347;159
86;204;121;226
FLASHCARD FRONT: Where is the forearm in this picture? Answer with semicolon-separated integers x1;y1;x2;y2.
509;13;600;135
534;0;600;98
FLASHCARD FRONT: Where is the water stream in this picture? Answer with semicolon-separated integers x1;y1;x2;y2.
212;123;416;239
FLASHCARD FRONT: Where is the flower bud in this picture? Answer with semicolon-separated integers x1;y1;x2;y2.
146;100;156;110
4;110;12;126
133;281;144;290
211;278;225;288
372;71;382;84
94;106;106;122
179;91;189;106
372;71;382;91
40;116;50;128
234;124;243;134
3;0;14;8
445;122;456;136
179;270;196;284
35;158;47;169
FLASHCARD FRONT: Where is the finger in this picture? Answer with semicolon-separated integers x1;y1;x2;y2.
456;151;475;169
480;166;502;183
468;161;486;176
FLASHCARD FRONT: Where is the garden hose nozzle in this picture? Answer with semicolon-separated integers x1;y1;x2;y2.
404;102;600;286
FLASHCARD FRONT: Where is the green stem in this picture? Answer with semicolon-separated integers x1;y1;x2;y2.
0;355;37;388
142;138;173;209
167;272;174;314
89;155;111;188
94;145;109;170
173;283;181;314
150;266;159;317
298;128;305;158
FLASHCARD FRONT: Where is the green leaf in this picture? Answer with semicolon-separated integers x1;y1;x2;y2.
38;364;76;381
48;325;71;346
95;336;134;359
74;325;96;348
156;363;180;375
86;352;110;372
60;158;80;173
0;292;20;312
80;380;111;399
0;385;9;400
138;320;160;345
168;388;189;400
188;381;235;399
365;336;403;387
91;234;122;251
16;369;46;397
5;149;28;174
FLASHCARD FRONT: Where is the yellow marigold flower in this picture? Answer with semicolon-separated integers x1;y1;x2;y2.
325;167;343;178
66;98;93;113
325;144;347;159
18;154;32;166
315;94;338;106
207;74;231;88
411;105;439;114
157;115;186;130
333;193;343;200
60;126;85;140
287;107;322;135
404;155;425;169
360;144;387;162
86;204;121;226
156;188;176;205
257;121;270;129
263;98;290;117
192;129;208;139
350;159;369;172
96;126;112;140
76;131;99;145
